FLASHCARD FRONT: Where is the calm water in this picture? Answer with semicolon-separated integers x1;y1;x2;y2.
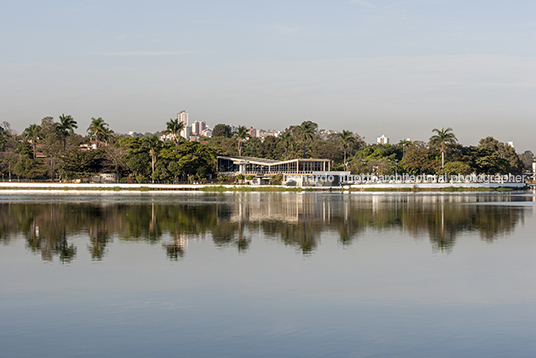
1;192;535;358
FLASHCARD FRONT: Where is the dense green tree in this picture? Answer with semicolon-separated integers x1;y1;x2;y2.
258;135;280;159
400;141;438;174
0;123;8;151
311;136;342;163
0;124;18;181
478;137;524;175
212;124;232;138
160;141;216;182
59;149;104;179
520;150;534;171
443;161;472;175
472;146;509;174
277;131;293;160
207;136;238;157
242;137;261;158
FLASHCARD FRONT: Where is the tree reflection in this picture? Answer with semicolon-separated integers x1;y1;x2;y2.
88;223;111;261
0;193;528;262
163;233;186;260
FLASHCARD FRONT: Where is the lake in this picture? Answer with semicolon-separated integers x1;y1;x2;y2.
1;191;535;357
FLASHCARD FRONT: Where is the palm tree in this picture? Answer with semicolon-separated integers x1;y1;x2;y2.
57;114;78;151
295;121;318;158
234;125;250;156
279;131;292;159
164;118;185;145
336;130;356;171
429;127;458;169
143;135;162;183
23;124;41;158
87;117;112;148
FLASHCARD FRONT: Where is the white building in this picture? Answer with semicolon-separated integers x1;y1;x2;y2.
377;135;389;145
177;110;189;138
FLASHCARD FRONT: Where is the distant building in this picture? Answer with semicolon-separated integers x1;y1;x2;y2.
191;121;200;136
377;135;389;145
249;127;257;137
508;141;515;149
200;121;207;132
201;128;212;138
177;110;189;137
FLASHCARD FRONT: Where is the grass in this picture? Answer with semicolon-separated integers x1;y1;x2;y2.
200;185;307;192
0;183;526;193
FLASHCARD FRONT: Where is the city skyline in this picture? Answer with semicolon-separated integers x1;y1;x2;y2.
1;0;535;151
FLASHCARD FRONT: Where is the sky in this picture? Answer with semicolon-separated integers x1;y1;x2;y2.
1;0;535;151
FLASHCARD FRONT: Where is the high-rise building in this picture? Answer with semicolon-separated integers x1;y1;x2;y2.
200;121;206;132
249;127;257;138
191;121;200;136
377;135;389;145
177;110;189;137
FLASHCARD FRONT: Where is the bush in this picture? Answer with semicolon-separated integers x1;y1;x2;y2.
270;173;283;185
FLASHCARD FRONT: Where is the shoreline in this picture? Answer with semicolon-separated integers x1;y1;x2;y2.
0;182;528;193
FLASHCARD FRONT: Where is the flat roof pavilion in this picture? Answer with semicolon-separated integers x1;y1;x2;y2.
217;156;331;175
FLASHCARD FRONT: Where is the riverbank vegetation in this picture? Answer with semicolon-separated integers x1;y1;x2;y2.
0;117;533;183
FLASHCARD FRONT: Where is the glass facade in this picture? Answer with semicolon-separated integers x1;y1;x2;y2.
217;157;329;174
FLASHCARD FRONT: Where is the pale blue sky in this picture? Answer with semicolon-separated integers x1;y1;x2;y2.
1;0;535;150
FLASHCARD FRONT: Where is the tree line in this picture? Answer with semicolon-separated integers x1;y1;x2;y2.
0;117;533;182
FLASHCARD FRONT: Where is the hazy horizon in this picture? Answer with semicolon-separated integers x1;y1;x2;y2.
1;0;535;151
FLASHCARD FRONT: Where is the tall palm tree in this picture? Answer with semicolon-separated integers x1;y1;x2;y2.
164;118;185;145
23;124;41;158
279;131;292;159
336;130;356;171
143;135;162;183
429;127;458;169
234;125;250;156
295;121;317;158
57;114;78;151
87;117;112;148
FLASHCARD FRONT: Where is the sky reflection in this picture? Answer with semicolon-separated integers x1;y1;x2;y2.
1;193;535;357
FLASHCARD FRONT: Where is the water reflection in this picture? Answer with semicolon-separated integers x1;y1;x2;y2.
0;193;530;261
